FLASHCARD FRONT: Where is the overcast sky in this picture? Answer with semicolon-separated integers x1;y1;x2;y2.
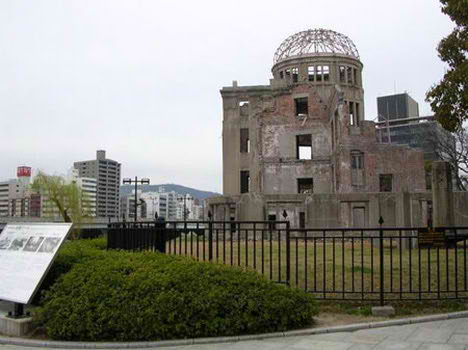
0;0;454;193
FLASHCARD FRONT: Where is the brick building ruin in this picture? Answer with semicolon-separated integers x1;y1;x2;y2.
208;29;467;228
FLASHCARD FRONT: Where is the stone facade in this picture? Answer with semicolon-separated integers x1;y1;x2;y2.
209;29;463;229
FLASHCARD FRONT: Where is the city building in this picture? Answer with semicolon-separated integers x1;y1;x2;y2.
208;29;434;228
377;92;419;123
175;194;194;220
376;115;455;162
67;167;97;217
120;190;146;221
0;167;35;218
0;181;13;217
140;191;167;219
74;150;121;218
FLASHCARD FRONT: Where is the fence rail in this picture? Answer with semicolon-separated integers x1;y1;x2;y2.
107;221;468;304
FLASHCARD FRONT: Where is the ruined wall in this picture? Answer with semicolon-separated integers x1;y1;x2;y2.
453;191;468;226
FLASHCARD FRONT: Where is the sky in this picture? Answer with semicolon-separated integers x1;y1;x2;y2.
0;0;454;193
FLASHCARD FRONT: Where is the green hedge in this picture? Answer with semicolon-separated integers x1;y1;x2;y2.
33;238;107;304
35;246;318;341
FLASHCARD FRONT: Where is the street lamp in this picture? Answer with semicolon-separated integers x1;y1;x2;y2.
178;194;193;221
123;176;150;222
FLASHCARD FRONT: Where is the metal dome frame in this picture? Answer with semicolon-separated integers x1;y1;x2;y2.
273;29;360;64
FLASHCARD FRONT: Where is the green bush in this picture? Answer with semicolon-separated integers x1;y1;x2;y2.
33;238;107;304
35;249;318;341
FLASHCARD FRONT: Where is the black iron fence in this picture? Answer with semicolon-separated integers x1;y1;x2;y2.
107;221;468;304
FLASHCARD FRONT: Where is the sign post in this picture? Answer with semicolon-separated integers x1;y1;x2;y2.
0;223;73;311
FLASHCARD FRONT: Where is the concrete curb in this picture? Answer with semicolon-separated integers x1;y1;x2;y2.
0;311;467;349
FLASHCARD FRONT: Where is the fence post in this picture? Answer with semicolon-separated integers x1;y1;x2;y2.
208;211;213;262
283;210;290;286
379;216;385;306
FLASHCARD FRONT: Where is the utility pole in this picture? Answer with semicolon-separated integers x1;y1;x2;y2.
123;176;150;222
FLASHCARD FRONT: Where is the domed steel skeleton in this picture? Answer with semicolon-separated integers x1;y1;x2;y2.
273;29;360;64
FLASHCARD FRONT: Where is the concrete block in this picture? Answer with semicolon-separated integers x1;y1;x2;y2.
371;306;395;317
447;311;468;319
409;314;449;324
0;315;33;337
192;335;239;344
369;319;409;328
283;327;328;337
132;339;193;348
325;324;371;333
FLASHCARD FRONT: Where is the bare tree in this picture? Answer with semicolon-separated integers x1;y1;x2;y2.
426;126;468;191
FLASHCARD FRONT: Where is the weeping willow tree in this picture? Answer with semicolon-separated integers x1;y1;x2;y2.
31;172;92;239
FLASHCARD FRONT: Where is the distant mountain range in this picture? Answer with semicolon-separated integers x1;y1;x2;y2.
120;184;221;200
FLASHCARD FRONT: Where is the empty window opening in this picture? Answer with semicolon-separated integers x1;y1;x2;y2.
268;214;276;230
316;66;323;82
279;71;284;79
347;66;353;84
299;212;305;228
240;128;250;153
292;67;299;82
308;66;315;81
285;68;291;80
296;134;312;160
351;151;364;169
339;66;346;82
239;100;249;116
230;215;236;233
349;102;355;125
379;174;393;192
295;97;308;116
298;178;314;194
323;65;330;81
353;68;358;85
240;171;250;193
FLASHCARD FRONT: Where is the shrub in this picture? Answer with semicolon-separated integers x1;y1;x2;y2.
35;249;318;341
33;238;107;304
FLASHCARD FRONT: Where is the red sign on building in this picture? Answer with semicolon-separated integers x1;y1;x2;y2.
17;166;32;178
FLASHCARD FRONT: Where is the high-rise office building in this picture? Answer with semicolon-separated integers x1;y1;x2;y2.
377;93;420;122
74;150;121;218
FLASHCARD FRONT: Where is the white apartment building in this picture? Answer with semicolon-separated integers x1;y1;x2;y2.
67;168;97;217
140;192;167;220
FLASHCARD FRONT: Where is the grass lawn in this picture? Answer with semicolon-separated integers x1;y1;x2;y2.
166;235;468;302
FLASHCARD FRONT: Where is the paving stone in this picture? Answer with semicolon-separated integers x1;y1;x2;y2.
224;340;290;350
418;344;466;350
348;332;388;344
348;345;378;350
448;334;468;345
454;322;468;334
417;320;461;330
288;339;353;350
406;328;455;344
373;339;422;350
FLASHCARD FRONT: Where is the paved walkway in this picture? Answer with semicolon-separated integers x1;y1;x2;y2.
0;315;467;350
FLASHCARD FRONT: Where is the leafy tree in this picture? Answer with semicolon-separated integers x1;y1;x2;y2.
31;172;92;237
426;0;468;131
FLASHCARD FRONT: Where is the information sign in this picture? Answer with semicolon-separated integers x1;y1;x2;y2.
0;223;72;304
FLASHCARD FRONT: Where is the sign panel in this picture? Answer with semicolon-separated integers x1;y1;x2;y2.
0;223;72;304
